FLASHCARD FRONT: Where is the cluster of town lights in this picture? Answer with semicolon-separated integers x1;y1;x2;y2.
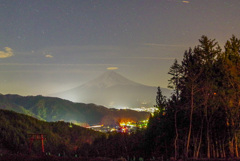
117;120;149;133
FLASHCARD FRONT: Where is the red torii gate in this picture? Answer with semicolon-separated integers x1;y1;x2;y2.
28;134;46;154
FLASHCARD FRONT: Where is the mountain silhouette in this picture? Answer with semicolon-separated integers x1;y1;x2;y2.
0;94;150;126
80;71;142;88
52;71;171;108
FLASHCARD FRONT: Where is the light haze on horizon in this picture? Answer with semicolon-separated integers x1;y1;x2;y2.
0;0;240;96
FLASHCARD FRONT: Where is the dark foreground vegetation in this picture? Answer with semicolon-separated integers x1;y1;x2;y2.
165;35;240;159
0;35;240;161
0;154;113;161
0;109;105;156
145;35;240;160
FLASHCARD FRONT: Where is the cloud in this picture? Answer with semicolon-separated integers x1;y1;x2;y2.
126;56;176;60
0;63;125;67
107;67;119;70
143;43;185;48
0;47;14;58
182;1;190;3
45;54;53;58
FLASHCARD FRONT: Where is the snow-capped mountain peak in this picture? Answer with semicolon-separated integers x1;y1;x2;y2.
80;71;142;88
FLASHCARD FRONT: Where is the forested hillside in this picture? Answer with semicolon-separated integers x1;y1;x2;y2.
0;109;104;155
0;94;150;126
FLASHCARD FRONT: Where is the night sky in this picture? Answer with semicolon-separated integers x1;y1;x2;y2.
0;0;240;96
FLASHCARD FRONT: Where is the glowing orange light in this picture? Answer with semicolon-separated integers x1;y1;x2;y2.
118;118;135;127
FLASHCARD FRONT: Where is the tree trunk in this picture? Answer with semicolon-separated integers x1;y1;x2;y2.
186;86;194;158
193;136;197;158
215;139;219;158
222;139;226;158
206;122;210;158
174;110;179;160
212;144;215;158
229;138;234;157
196;117;204;158
219;140;223;158
234;133;239;157
165;140;168;159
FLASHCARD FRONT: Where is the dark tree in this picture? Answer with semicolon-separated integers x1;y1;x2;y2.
156;86;166;113
168;59;182;100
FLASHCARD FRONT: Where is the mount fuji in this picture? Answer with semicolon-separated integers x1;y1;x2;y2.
51;71;171;108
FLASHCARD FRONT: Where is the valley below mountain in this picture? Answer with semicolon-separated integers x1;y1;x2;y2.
0;94;149;126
